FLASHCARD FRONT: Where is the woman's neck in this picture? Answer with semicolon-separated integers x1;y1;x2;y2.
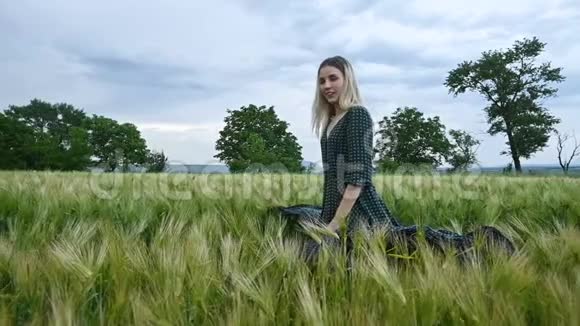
330;104;342;117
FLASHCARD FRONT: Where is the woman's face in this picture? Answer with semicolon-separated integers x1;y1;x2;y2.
318;65;344;105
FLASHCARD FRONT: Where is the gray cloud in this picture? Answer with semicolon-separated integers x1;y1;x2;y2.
77;55;207;91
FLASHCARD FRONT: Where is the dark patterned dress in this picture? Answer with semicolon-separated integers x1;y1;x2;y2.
320;105;400;234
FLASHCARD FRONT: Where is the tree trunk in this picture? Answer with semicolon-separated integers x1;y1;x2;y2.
512;155;522;173
505;120;522;173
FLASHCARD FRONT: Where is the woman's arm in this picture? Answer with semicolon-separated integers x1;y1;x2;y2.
326;184;362;233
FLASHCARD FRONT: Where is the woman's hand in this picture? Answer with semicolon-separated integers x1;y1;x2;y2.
325;184;362;236
326;220;341;234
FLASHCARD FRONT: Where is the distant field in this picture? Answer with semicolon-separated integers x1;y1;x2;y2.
0;171;579;325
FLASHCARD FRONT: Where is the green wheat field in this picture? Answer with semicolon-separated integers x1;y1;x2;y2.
0;171;579;325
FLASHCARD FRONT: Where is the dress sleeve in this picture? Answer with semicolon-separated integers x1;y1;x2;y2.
344;106;374;187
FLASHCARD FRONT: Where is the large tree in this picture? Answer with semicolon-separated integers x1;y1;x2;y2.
88;115;149;172
214;104;304;173
1;99;92;170
375;107;452;172
445;37;564;173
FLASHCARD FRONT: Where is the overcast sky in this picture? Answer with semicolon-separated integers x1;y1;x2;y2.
1;0;579;167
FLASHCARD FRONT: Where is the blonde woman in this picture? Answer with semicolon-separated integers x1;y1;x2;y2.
312;55;400;237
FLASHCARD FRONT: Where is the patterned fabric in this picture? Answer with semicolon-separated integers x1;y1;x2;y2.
277;205;516;265
320;106;400;233
275;105;516;264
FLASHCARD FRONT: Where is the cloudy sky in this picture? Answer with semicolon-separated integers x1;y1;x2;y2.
1;0;579;168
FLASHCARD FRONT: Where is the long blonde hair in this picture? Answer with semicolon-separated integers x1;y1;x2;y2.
311;56;363;138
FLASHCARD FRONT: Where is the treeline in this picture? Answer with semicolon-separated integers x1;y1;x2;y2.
0;99;167;172
212;104;481;174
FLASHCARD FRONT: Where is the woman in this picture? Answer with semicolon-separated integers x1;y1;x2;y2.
312;55;401;236
278;56;515;264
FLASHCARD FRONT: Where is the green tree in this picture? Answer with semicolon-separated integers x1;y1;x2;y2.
375;107;452;172
2;99;92;170
214;104;304;173
88;116;149;172
0;113;35;169
1;99;155;172
146;150;168;173
116;123;149;171
88;115;119;171
447;129;481;172
445;37;564;173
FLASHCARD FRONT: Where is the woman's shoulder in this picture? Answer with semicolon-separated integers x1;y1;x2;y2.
347;105;370;114
346;105;372;120
348;104;368;112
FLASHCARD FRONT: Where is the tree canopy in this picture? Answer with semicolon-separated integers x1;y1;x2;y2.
374;107;480;172
374;107;452;171
447;129;481;172
0;99;162;172
214;104;304;173
445;37;564;173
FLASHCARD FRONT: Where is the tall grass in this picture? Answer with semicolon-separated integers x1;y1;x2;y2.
0;171;579;325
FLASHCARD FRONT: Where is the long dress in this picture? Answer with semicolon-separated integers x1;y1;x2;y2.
277;105;516;263
319;105;400;234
